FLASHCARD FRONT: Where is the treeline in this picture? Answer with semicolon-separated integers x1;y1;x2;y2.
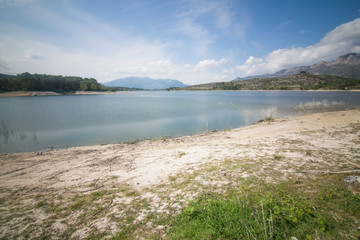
0;72;108;92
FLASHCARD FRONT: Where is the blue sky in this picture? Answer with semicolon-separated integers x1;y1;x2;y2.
0;0;359;84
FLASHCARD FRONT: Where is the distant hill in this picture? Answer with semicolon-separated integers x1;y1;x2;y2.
180;73;360;91
104;77;187;90
234;53;360;81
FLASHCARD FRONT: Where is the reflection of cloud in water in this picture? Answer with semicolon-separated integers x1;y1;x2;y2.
218;102;232;105
240;110;256;125
294;100;345;111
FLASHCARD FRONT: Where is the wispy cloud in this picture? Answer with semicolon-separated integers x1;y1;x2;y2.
174;0;248;56
175;17;213;56
274;20;292;30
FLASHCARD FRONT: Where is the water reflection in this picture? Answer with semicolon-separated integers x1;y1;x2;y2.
294;100;345;111
0;120;12;143
0;120;38;145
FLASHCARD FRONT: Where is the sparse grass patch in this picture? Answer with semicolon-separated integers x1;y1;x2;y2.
257;116;275;123
124;190;139;197
35;201;46;208
70;199;86;211
177;151;186;158
124;139;139;144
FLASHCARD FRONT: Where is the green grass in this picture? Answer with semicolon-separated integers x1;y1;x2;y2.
167;175;360;239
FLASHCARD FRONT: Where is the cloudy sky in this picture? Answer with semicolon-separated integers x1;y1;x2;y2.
0;0;359;84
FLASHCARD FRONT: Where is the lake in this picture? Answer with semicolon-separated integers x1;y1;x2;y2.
1;91;359;153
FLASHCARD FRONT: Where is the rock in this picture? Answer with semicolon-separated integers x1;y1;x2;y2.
344;176;359;184
291;237;299;240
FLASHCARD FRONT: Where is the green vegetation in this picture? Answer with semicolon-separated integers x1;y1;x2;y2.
179;72;360;91
0;72;109;92
168;176;360;239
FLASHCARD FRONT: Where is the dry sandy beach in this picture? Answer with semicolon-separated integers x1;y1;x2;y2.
0;109;359;239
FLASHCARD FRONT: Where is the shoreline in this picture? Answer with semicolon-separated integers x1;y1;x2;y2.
1;89;360;97
1;108;359;186
1;108;359;239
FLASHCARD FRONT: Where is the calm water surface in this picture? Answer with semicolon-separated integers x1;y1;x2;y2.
1;91;359;153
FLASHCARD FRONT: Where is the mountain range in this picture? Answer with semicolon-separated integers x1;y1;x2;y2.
233;53;360;81
103;77;187;90
180;72;360;91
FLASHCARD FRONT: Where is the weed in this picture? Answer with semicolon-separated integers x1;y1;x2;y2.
258;116;275;123
168;175;177;182
177;151;186;158
124;139;138;144
36;201;46;208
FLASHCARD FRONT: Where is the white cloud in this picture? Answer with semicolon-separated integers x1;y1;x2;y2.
194;58;228;71
231;18;360;77
274;20;292;30
0;1;172;81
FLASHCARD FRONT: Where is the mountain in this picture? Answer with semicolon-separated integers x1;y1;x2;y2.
234;53;360;81
103;77;187;90
180;73;360;91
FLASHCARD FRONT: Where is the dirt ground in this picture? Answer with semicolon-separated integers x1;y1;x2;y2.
0;108;359;239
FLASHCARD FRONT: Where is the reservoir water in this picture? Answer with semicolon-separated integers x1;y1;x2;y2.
1;91;359;153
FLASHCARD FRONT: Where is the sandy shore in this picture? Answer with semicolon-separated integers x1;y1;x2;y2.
1;109;359;239
0;91;125;97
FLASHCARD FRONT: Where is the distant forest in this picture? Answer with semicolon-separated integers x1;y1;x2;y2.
0;72;107;92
